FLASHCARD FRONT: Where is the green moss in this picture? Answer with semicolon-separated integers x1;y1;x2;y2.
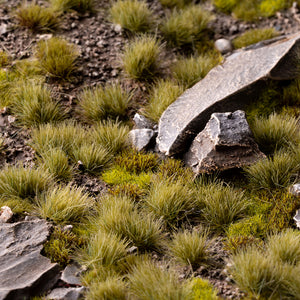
232;0;261;22
233;28;279;49
188;278;218;300
43;227;86;267
213;0;238;13
259;0;293;17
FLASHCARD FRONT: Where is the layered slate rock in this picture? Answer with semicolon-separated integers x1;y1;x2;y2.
129;129;156;151
157;32;300;156
0;219;60;300
184;111;265;174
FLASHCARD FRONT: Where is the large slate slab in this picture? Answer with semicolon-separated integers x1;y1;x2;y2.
184;110;265;174
157;32;300;156
0;219;60;300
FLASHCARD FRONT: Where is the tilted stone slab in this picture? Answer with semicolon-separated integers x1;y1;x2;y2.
0;219;60;300
184;110;265;174
157;32;300;156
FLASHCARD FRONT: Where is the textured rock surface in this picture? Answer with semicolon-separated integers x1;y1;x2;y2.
157;32;300;156
61;264;82;286
184;111;265;174
0;206;13;223
129;128;156;151
133;113;155;129
47;287;85;300
290;183;300;197
0;219;60;300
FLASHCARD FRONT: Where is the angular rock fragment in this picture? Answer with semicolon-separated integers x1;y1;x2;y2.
61;264;82;286
0;206;13;223
0;219;60;300
129;128;156;151
133;113;155;129
184;111;265;174
157;32;300;156
47;287;85;300
290;183;300;197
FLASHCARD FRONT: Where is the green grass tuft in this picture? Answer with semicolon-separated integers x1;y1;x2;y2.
35;184;94;224
77;83;132;123
144;79;184;122
161;5;214;48
15;3;59;32
51;0;96;13
188;278;219;300
233;28;280;49
213;0;238;13
110;0;154;33
172;54;220;88
159;0;194;8
35;37;79;80
259;0;293;17
122;35;162;81
232;0;261;22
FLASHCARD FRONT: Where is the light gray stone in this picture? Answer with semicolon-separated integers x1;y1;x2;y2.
214;38;233;54
133;113;155;129
184;110;265;174
47;287;85;300
290;183;300;197
0;206;13;223
61;264;82;286
129;128;156;151
0;219;60;300
157;32;300;156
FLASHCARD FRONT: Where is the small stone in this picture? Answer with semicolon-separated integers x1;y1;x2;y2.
128;128;156;151
128;246;138;254
47;287;85;300
290;183;300;197
0;206;13;223
113;24;122;33
214;38;233;54
133;113;155;129
7;116;15;123
294;209;300;229
37;34;53;40
0;23;7;35
63;225;73;232
61;264;82;286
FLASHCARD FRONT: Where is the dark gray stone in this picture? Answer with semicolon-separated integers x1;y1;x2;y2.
0;219;60;300
47;287;85;300
157;32;300;156
184;111;265;174
61;264;82;286
129;128;156;151
133;113;155;129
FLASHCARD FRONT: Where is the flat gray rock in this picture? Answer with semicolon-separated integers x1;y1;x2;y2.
61;264;82;286
184;111;265;174
47;287;85;300
157;32;300;156
129;128;156;151
0;219;60;300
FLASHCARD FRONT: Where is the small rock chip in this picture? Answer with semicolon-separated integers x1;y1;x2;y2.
128;128;156;151
290;183;300;197
214;38;233;54
47;287;85;300
293;209;300;229
133;113;155;129
61;264;82;286
0;206;13;223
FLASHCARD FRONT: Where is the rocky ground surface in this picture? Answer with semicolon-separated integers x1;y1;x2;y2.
1;0;300;299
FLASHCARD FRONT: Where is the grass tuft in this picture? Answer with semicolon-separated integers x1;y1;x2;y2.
161;5;214;48
233;28;279;49
51;0;96;13
36;184;94;224
122;35;162;81
77;83;132;123
159;0;194;8
188;278;219;300
15;3;59;32
144;79;184;122
110;0;154;33
172;54;220;88
35;37;79;80
168;229;211;268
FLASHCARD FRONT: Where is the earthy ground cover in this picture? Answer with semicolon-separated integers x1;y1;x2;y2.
0;0;300;299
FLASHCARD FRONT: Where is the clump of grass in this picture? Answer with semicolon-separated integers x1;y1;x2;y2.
35;37;79;80
13;59;43;78
77;231;129;271
36;184;94;224
92;120;130;154
144;178;195;227
128;259;191;299
96;195;164;251
168;229;211;268
77;83;132;123
43;227;85;267
30;121;87;155
71;143;112;174
86;277;128;300
267;229;300;265
250;113;300;155
159;0;194;8
15;3;59;32
144;79;184;122
233;28;279;49
283;78;300;107
51;0;96;13
110;0;154;33
39;148;73;181
172;54;220;88
232;0;261;22
198;182;249;232
244;151;299;191
213;0;238;13
11;81;65;127
122;35;162;81
0;51;9;67
188;278;219;300
0;166;53;201
161;5;214;48
259;0;293;17
115;150;159;173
